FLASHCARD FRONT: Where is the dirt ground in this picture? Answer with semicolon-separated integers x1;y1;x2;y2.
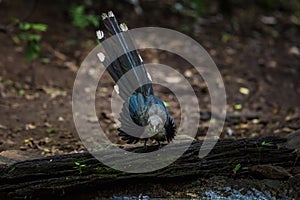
0;1;299;160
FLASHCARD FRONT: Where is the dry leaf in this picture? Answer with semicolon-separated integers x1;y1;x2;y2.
184;70;193;78
0;124;8;129
25;123;36;130
289;46;300;56
165;76;181;83
42;86;67;98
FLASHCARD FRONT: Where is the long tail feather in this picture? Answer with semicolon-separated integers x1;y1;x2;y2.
96;30;133;98
97;11;153;100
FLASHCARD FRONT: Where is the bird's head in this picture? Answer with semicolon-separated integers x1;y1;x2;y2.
148;115;164;133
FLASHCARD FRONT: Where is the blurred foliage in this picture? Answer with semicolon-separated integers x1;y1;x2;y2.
219;0;300;15
256;0;300;13
69;4;100;29
175;0;300;17
174;0;206;16
13;19;48;62
189;0;207;16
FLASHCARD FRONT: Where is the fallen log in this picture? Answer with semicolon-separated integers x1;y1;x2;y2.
0;136;299;199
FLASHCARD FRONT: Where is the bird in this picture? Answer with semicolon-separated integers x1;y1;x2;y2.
96;11;176;147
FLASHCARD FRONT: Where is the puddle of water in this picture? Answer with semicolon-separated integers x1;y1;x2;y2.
93;194;150;200
203;187;293;200
91;187;293;200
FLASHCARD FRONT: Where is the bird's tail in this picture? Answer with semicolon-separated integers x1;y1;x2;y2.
96;11;153;100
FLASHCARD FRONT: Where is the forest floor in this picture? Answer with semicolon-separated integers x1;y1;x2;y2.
0;1;299;161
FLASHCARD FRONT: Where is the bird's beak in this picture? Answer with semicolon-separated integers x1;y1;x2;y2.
150;125;158;133
153;126;157;133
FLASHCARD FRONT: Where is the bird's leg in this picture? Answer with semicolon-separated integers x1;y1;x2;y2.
157;140;161;147
143;139;148;151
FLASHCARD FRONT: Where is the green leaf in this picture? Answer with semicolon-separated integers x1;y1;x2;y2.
233;163;241;175
192;0;206;15
73;5;84;15
74;161;85;167
19;22;31;30
32;42;40;52
19;22;47;32
28;34;41;41
13;19;47;62
261;141;273;147
46;129;56;134
86;14;99;27
70;5;99;29
41;57;50;64
234;103;243;110
25;41;40;62
19;89;26;95
18;32;29;40
19;33;41;42
31;24;48;31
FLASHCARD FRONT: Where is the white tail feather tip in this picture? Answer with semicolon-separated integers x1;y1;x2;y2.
97;52;105;62
108;11;114;17
147;72;152;81
114;85;120;94
138;54;143;62
96;30;104;39
101;13;108;20
120;23;128;31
